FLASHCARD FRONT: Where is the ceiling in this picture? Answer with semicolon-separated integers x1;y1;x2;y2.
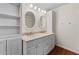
32;3;67;11
10;3;67;11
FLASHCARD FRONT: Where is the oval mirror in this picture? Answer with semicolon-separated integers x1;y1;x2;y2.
25;11;35;28
39;16;46;29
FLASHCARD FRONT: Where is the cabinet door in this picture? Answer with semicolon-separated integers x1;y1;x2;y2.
7;38;22;55
23;40;37;55
43;35;54;55
36;38;44;55
0;40;6;55
36;44;44;55
27;40;37;55
51;35;55;49
27;47;37;55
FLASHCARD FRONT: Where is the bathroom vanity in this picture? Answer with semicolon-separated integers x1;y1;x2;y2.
21;4;55;55
22;33;55;55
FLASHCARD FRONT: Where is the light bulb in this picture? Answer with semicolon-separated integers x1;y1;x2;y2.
41;10;44;12
34;6;37;10
44;10;46;14
29;4;33;8
38;8;41;11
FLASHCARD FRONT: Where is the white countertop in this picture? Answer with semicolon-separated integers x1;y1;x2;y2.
22;32;54;41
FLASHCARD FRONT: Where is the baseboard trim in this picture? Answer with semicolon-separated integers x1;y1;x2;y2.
56;44;79;55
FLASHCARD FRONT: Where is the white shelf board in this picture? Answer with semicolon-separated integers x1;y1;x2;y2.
0;34;20;39
0;13;20;19
0;25;20;27
9;3;20;7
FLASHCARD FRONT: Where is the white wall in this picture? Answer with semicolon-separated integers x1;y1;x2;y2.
47;11;52;33
53;4;79;54
46;10;56;33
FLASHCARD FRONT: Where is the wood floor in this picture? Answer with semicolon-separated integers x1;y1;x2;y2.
48;46;78;55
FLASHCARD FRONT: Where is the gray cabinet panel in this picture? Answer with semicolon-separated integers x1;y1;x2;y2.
43;35;55;55
27;47;36;55
43;46;49;55
0;40;6;55
36;45;43;55
27;40;37;55
7;38;22;55
36;39;44;55
50;35;55;49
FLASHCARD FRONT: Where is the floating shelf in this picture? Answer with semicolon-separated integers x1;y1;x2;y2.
0;13;20;19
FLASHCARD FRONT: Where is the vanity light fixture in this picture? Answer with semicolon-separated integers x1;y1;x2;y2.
29;4;33;8
29;4;46;14
34;6;37;10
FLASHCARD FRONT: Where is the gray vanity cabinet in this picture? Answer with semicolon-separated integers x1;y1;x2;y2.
0;40;6;55
7;38;22;55
23;34;55;55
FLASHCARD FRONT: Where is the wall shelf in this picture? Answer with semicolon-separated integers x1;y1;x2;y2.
9;3;20;7
0;25;20;27
0;3;20;41
0;34;20;39
0;13;20;19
